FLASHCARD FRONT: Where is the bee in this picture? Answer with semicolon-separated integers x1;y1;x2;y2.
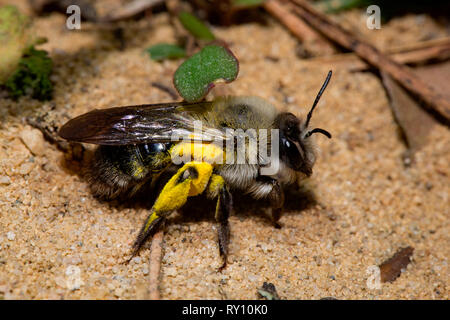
59;71;332;268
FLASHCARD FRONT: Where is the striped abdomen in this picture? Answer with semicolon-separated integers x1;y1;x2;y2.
87;143;172;200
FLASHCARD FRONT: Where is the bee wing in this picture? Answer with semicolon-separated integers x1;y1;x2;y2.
59;101;227;145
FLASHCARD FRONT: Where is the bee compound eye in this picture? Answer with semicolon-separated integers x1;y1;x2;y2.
283;138;297;154
284;139;291;148
281;137;304;171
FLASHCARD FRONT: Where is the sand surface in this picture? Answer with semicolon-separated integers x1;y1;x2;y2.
0;1;448;299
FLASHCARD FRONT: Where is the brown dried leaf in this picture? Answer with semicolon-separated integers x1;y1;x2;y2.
382;61;450;164
379;247;414;283
414;61;450;103
381;72;435;165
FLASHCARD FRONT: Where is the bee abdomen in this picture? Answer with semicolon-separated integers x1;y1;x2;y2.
86;143;170;200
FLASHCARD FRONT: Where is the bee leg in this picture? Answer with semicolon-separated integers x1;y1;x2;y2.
129;211;165;260
208;175;233;270
130;161;213;258
268;180;284;229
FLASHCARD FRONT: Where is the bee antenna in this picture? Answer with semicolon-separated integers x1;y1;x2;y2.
305;128;332;139
305;70;332;128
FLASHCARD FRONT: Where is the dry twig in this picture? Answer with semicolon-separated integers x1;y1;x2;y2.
151;82;180;100
101;0;164;22
264;0;335;55
307;37;450;72
148;229;164;300
290;0;450;123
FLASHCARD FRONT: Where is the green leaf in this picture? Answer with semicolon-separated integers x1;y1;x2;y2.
232;0;265;8
146;43;186;61
5;46;53;101
174;44;239;102
178;11;215;41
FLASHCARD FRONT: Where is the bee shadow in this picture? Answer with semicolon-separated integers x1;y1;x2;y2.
170;185;318;227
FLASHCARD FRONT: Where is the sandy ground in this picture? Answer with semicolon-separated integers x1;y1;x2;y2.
0;1;449;299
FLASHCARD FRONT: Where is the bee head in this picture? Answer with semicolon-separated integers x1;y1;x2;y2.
276;71;332;176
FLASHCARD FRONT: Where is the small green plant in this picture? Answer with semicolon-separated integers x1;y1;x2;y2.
5;45;53;101
146;43;187;61
0;5;53;101
178;11;216;41
173;44;239;102
145;12;238;102
145;11;216;63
